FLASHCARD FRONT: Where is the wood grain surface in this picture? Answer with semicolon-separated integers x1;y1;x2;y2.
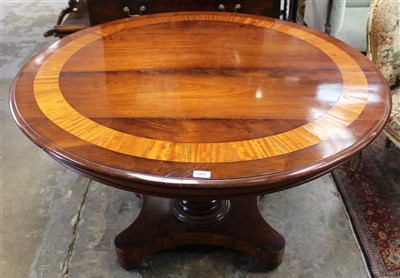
10;12;391;198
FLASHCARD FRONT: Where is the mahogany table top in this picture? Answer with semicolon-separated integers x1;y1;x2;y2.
10;12;391;198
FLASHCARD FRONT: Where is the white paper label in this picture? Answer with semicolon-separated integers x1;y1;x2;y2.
193;170;211;179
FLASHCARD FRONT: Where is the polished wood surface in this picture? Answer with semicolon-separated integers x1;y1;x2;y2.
10;12;390;198
10;12;390;269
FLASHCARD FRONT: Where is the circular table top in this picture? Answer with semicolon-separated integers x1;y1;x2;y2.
10;12;391;198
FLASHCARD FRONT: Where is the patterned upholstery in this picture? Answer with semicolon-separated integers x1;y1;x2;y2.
367;0;400;148
383;87;400;147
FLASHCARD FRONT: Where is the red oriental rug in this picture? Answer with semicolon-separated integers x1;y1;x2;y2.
332;135;400;277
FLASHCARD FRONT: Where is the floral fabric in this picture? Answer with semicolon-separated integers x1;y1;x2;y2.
367;0;400;147
383;86;400;147
367;0;400;87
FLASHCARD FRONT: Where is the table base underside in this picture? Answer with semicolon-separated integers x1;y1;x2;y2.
114;196;285;269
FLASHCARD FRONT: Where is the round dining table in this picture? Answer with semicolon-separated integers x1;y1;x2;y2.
10;11;391;269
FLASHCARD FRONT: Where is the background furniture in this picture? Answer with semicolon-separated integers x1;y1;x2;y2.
44;0;89;37
335;0;372;52
87;0;290;25
46;0;298;37
300;0;372;52
367;0;400;147
300;0;345;36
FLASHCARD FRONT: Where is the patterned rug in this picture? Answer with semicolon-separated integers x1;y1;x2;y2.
332;135;400;277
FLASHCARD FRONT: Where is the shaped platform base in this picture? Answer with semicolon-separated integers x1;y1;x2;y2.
115;196;285;269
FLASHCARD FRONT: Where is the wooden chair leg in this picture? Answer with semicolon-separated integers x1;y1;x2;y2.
385;136;392;148
349;151;362;172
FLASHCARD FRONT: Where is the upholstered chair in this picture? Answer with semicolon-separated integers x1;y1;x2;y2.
367;0;400;148
298;0;372;52
335;0;373;52
298;0;345;36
